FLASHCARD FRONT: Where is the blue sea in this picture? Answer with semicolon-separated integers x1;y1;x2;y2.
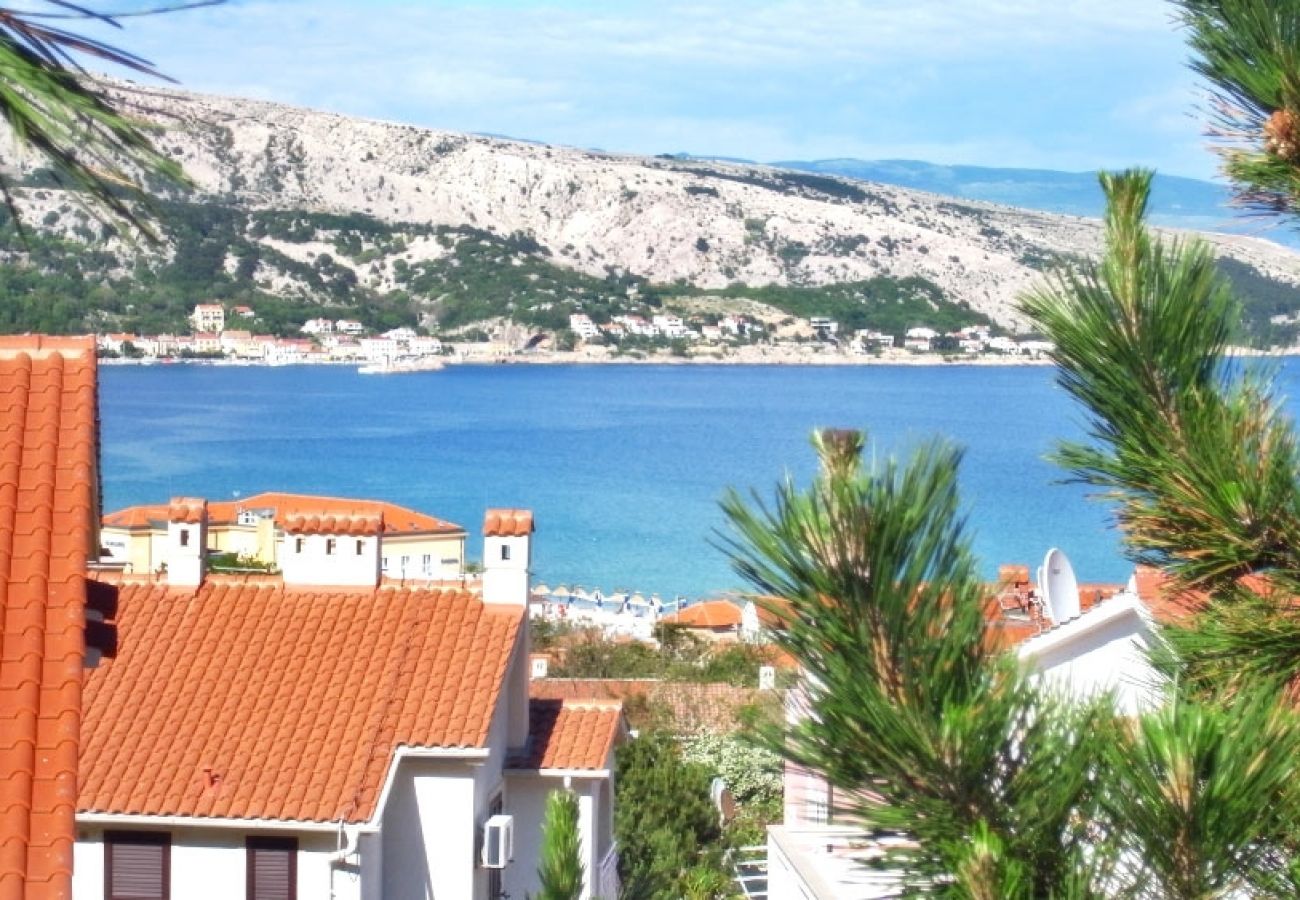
97;361;1300;598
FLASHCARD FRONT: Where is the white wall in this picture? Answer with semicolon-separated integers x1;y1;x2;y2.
380;758;481;900
1020;597;1162;716
74;825;355;900
279;531;380;586
503;775;608;900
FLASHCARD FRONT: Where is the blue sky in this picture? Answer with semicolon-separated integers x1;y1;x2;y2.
86;0;1218;179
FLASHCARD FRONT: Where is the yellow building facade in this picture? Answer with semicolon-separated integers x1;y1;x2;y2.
101;491;467;580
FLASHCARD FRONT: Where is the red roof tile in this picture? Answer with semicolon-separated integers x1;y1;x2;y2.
511;700;622;771
662;599;743;630
484;509;533;537
79;575;522;823
0;336;98;900
167;497;206;524
103;491;463;536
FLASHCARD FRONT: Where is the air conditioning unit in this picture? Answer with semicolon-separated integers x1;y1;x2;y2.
481;814;514;869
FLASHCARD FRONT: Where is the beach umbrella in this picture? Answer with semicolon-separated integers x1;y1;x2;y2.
550;585;571;601
533;583;552;596
628;593;649;608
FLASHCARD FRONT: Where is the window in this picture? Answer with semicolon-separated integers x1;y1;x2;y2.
400;555;410;574
247;837;297;900
294;538;304;554
500;544;511;561
106;831;170;900
381;556;389;572
422;554;432;576
179;529;189;548
326;538;336;556
356;539;365;556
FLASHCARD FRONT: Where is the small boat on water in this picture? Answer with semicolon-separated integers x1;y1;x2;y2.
358;356;446;375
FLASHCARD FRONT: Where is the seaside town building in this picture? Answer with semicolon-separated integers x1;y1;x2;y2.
100;491;469;581
300;317;335;335
190;303;225;334
568;313;600;340
904;326;939;352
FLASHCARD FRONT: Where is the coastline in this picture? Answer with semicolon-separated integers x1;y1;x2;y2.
99;345;1299;369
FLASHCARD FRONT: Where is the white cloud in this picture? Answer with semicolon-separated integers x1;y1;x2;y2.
78;0;1216;177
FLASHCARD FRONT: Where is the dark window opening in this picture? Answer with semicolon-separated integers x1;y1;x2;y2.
247;836;297;900
106;830;170;900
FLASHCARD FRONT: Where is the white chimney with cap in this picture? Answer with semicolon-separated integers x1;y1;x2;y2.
166;497;207;587
482;509;533;606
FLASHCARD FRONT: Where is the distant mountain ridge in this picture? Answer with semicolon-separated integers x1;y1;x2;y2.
1;82;1300;342
770;158;1298;248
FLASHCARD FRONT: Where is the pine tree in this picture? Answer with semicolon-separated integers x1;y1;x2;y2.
723;170;1300;896
533;789;584;900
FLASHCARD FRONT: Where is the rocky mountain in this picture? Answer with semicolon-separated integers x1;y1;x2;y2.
4;81;1300;339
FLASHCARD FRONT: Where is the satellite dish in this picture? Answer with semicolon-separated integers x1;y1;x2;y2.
1040;547;1080;623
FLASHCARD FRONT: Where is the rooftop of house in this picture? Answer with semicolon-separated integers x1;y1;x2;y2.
79;574;522;824
102;491;464;537
0;335;99;899
661;599;743;630
510;700;624;771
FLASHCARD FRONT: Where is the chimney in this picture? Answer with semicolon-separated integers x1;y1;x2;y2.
167;497;208;587
279;512;383;587
482;509;533;606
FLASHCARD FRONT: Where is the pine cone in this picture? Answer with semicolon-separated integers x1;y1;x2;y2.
1264;109;1300;162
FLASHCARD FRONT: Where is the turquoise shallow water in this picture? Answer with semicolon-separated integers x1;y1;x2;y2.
98;361;1300;598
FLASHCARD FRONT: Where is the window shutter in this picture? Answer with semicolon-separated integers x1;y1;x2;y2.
106;832;168;900
248;838;297;900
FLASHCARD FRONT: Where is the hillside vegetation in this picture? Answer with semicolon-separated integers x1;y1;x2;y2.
1;81;1300;343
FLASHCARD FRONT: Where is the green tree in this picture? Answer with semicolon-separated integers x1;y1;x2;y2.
615;730;724;899
533;789;584;900
0;2;213;235
723;174;1300;897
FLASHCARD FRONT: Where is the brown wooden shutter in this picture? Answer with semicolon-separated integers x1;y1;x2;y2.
105;831;169;900
247;837;297;900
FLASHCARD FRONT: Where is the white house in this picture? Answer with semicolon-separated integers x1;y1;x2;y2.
301;317;335;335
652;314;688;338
903;326;938;352
568;314;600;340
75;507;623;900
336;319;366;336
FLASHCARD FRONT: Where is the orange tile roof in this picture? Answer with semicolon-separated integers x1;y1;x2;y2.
662;599;743;629
484;508;534;537
511;700;622;771
79;575;521;823
0;336;98;900
102;491;463;536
